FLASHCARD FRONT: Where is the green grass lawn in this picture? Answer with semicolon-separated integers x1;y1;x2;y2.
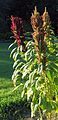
0;42;21;108
0;42;30;120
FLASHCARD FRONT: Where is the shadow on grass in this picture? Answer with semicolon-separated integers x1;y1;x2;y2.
0;43;31;120
0;101;31;120
0;42;13;79
0;61;13;79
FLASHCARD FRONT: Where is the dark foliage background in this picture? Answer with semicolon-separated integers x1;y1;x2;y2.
0;0;58;36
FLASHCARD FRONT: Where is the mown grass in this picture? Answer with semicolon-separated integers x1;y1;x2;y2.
0;42;22;109
0;42;31;120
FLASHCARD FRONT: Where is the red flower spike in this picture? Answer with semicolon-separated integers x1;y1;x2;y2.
11;16;24;46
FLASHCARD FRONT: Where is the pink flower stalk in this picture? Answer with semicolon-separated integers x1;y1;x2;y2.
11;16;24;46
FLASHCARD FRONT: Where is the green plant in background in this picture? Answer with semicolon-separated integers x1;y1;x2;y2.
9;7;58;120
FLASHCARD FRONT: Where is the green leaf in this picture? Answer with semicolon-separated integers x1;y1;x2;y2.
21;90;25;98
10;47;17;58
23;59;32;70
8;40;16;49
24;80;30;88
13;52;18;61
13;59;20;68
48;56;58;62
54;78;58;85
20;64;26;70
29;69;37;83
15;62;24;69
31;102;34;117
34;104;39;112
41;97;47;110
12;83;23;92
26;41;33;47
38;64;43;74
25;49;32;61
22;70;29;79
46;71;52;80
13;69;20;77
27;88;33;100
20;45;23;52
46;102;52;112
39;96;41;105
51;63;58;71
35;77;41;90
